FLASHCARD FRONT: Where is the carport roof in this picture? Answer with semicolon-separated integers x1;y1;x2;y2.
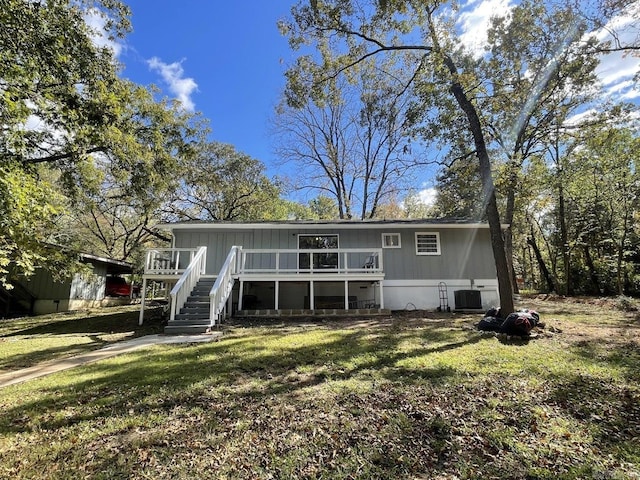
80;253;134;275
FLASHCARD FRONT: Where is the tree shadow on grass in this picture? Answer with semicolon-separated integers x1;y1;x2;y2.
4;317;637;479
569;339;640;383
546;370;640;465
1;307;165;338
0;308;165;371
0;319;484;434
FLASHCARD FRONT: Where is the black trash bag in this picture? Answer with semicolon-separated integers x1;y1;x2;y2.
500;310;540;336
477;316;504;332
484;306;501;318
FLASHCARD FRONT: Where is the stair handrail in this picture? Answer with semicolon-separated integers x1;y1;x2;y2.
209;246;241;327
169;246;207;322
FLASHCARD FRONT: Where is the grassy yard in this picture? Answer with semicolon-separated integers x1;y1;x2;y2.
0;297;639;479
0;305;165;371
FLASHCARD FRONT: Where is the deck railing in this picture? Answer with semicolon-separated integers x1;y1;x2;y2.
169;246;207;322
209;246;241;327
239;248;383;275
144;248;201;275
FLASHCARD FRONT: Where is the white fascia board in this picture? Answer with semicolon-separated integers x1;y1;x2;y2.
157;221;508;232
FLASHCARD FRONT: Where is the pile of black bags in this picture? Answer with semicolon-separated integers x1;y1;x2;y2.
477;307;540;336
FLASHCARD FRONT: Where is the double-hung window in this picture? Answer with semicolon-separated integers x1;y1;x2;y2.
415;232;441;255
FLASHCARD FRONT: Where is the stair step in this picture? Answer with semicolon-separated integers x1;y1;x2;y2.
181;304;210;310
168;318;212;326
164;324;212;335
187;296;209;302
180;308;209;315
182;300;210;306
174;313;209;321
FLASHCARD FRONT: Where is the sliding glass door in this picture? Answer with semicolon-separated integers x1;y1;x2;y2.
298;234;339;270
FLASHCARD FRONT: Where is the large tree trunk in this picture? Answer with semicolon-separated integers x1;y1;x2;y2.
443;58;514;314
504;169;519;294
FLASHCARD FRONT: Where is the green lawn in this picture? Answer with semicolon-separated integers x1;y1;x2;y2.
0;298;639;479
0;305;165;371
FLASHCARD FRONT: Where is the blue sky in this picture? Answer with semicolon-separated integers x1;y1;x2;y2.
109;0;639;204
120;1;294;175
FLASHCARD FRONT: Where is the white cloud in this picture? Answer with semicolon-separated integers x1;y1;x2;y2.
591;7;640;100
457;0;515;57
84;8;123;57
147;57;198;111
418;187;438;207
564;108;598;127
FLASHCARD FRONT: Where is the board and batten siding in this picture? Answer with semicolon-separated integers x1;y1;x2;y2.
172;225;496;281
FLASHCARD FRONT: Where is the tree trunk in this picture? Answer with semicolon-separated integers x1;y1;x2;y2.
527;230;557;293
503;164;519;294
558;180;573;295
443;60;514;314
583;244;601;294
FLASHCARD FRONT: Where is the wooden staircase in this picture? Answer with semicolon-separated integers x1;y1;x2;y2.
164;277;216;334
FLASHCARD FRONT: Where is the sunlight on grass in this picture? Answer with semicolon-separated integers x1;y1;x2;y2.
0;306;163;372
0;301;639;479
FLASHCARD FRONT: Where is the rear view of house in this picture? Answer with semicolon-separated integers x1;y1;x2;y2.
139;219;501;333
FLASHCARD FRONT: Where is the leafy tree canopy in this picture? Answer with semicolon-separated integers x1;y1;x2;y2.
0;0;205;285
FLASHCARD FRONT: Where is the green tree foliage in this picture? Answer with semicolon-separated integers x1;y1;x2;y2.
563;127;638;295
513;126;640;296
163;142;290;222
0;164;73;285
308;195;340;219
0;0;130;167
0;0;203;285
432;157;484;219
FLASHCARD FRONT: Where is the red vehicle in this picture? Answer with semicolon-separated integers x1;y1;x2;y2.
105;276;140;297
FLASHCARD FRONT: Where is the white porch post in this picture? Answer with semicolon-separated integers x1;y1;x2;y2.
310;280;315;310
138;278;148;326
344;280;349;310
274;281;280;310
238;280;244;310
378;281;384;309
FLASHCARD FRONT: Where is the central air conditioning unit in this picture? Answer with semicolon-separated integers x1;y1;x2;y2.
454;290;482;310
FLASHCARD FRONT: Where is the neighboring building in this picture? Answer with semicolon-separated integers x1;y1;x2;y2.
2;254;136;317
139;219;503;333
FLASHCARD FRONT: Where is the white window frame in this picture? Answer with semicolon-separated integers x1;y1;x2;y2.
297;234;339;270
381;233;401;249
415;232;441;255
